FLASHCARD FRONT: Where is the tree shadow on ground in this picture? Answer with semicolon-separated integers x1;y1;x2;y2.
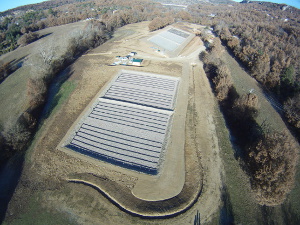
282;200;300;225
218;87;262;160
219;184;234;225
193;210;200;225
37;32;52;41
41;66;74;121
0;55;28;84
0;154;24;224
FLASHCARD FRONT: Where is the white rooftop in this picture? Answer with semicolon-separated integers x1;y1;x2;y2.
148;28;191;52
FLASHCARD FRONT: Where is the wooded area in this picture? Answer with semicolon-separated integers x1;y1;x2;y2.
201;38;299;205
0;0;174;55
190;2;300;139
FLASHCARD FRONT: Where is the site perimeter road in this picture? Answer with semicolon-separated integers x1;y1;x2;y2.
131;63;188;201
4;22;224;224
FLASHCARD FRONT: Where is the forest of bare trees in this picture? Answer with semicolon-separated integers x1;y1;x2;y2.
0;0;172;55
148;16;174;31
201;37;299;205
189;2;300;139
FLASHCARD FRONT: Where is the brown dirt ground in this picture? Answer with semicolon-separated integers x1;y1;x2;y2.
5;22;223;224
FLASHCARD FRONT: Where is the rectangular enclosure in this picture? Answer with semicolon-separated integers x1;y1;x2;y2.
149;28;191;52
103;72;179;110
62;70;180;174
66;99;172;174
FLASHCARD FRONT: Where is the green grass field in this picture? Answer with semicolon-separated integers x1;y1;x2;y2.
3;193;77;225
0;22;85;132
214;107;263;224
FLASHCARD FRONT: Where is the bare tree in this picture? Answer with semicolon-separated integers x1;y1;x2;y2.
0;61;11;82
234;93;259;110
2;123;31;152
209;37;222;55
148;16;174;32
26;77;47;110
213;64;233;101
232;93;259;120
284;94;300;129
17;32;40;47
38;42;56;67
248;131;299;206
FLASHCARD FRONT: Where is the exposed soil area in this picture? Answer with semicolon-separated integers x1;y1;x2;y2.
4;22;223;224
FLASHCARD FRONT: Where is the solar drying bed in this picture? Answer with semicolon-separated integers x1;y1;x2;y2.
64;71;179;175
103;72;179;110
149;28;191;52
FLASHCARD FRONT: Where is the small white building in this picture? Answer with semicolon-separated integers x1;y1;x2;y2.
131;58;143;66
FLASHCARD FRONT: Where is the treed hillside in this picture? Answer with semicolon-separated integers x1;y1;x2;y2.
191;1;300;207
200;38;299;206
0;0;173;55
0;0;98;15
188;2;300;138
152;0;235;5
